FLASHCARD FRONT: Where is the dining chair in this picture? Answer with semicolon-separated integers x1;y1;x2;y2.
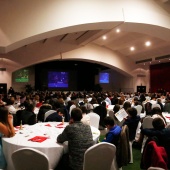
44;110;56;121
88;112;100;129
151;104;161;109
69;104;76;116
11;148;50;170
83;142;117;170
141;116;154;153
135;105;143;115
129;121;141;163
147;167;166;170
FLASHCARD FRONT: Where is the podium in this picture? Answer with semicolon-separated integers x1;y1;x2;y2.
137;86;146;93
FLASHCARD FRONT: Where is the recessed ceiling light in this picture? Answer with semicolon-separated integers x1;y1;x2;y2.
130;47;135;51
102;36;107;40
116;29;120;33
145;41;151;46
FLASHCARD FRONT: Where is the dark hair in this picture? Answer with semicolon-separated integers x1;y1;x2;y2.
71;108;82;121
79;106;87;114
127;107;137;118
0;107;9;124
152;107;161;115
104;116;115;126
152;117;165;130
113;104;120;113
152;107;166;125
57;108;65;116
101;101;106;107
123;101;131;111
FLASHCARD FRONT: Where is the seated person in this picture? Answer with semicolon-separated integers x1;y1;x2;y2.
57;108;93;170
45;108;65;122
19;103;36;125
93;101;107;129
141;117;170;169
122;107;140;141
37;103;52;122
102;116;121;146
152;107;167;125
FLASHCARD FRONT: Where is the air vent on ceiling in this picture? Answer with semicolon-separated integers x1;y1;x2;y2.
137;74;146;77
155;55;170;60
136;58;152;64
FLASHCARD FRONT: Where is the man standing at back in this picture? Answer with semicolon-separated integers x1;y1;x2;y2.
57;108;93;170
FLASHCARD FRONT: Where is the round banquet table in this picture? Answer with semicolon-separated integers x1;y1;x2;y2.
2;122;100;170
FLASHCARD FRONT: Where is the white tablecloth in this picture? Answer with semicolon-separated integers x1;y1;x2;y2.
2;122;100;170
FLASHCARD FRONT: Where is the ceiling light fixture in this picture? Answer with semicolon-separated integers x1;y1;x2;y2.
130;47;135;51
145;41;151;46
102;36;107;40
116;29;120;33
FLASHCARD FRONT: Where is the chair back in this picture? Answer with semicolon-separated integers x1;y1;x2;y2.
108;110;114;118
147;167;166;170
88;112;100;129
69;104;76;116
12;148;49;170
151;104;161;109
135;105;143;115
83;142;116;170
143;116;153;129
44;110;56;121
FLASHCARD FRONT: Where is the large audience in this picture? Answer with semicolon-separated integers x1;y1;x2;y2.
0;88;170;169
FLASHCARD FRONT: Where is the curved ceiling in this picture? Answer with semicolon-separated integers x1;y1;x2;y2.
0;0;170;71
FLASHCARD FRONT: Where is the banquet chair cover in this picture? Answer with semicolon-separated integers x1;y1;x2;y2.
147;167;166;170
44;110;56;121
151;104;161;109
12;148;50;170
69;104;76;116
129;121;142;163
135;105;143;115
108;110;114;118
88;112;100;129
141;116;154;153
83;142;117;170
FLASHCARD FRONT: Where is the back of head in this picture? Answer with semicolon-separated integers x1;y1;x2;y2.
152;117;165;130
79;106;87;114
123;101;131;111
0;106;8;123
104;116;115;126
71;108;83;121
127;107;137;118
152;107;161;116
113;104;120;113
101;101;106;107
25;103;34;112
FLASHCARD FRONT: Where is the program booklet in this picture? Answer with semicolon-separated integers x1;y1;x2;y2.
114;108;128;122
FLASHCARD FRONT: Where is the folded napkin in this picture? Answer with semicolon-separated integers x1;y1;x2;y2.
165;116;170;119
45;124;52;127
28;136;48;143
56;123;65;128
